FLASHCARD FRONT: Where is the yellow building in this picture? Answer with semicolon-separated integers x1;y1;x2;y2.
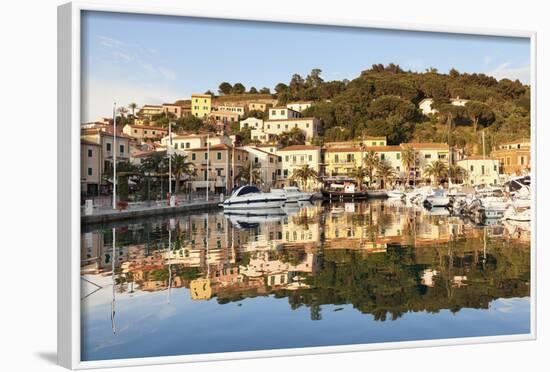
140;105;164;119
276;145;321;189
122;124;167;141
323;145;403;179
191;93;212;118
324;137;387;148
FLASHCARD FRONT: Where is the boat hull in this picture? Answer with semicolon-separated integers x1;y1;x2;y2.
322;190;368;200
223;198;286;210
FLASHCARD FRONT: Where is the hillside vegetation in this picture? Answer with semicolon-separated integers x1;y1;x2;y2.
218;65;530;154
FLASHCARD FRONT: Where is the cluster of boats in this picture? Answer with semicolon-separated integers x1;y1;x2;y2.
399;175;532;223
221;175;532;225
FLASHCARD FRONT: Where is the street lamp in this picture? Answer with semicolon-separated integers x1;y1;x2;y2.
112;102;117;210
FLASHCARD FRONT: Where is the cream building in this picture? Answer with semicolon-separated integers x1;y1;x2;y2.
406;143;450;181
276;145;322;189
191;94;212;118
140;105;164;119
240;117;264;131
268;107;301;120
208;110;239;124
216;104;245;117
286;101;312;112
324;137;387;149
242;146;281;187
122;124;167;141
323;145;403;179
247;102;270;112
457;156;501;186
81;140;102;196
162;103;191;118
160;133;232;151
264;117;321;142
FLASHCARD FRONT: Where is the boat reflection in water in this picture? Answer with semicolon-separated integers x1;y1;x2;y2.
80;199;531;361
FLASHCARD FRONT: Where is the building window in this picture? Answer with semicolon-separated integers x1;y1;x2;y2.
520;156;525;165
217;169;222;176
217;152;222;160
87;168;93;176
494;165;497;171
254;157;259;164
396;153;401;160
106;143;111;152
174;143;178;149
192;153;196;161
119;145;124;154
285;156;289;162
280;110;285;115
380;154;385;161
309;155;312;161
186;142;190;148
425;154;431;159
205;153;208;160
481;165;485;175
270;157;274;163
88;149;92;157
271;110;276;115
470;165;474;172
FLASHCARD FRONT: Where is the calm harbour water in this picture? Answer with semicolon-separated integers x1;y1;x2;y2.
80;200;531;361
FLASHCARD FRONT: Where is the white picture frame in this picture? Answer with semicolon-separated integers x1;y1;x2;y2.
58;1;537;369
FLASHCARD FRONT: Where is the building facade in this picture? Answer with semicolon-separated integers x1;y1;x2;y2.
286;101;312;112
122;124;168;141
490;138;531;175
457;157;501;186
242;146;281;188
191;94;212;118
268;107;301;120
276;145;322;189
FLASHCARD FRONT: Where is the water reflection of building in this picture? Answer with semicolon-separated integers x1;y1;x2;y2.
81;200;530;305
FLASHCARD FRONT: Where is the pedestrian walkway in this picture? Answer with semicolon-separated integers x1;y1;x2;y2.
81;198;221;224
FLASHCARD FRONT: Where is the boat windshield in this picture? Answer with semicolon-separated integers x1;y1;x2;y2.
235;185;261;196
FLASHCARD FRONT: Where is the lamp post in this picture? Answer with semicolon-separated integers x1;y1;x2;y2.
168;121;173;197
206;134;210;202
112;102;117;210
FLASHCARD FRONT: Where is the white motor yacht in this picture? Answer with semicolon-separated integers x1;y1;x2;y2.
424;189;450;208
271;186;313;203
222;185;286;210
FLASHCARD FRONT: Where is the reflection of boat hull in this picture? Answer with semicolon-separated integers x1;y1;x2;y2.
223;198;286;210
367;190;388;198
322;190;368;199
225;208;286;228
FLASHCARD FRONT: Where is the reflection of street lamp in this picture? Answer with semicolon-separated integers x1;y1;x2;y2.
144;171;151;202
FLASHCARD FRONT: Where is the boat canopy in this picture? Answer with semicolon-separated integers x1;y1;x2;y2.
235;185;261;197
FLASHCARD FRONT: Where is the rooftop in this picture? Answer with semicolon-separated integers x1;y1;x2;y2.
403;143;449;150
278;145;320;152
265;117;317;122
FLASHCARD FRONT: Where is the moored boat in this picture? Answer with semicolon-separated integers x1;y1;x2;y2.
222;185;286;210
322;183;367;200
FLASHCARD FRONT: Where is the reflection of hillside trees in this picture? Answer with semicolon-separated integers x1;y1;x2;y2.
286;241;529;322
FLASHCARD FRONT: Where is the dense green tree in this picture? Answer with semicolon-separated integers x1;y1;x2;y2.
465;101;495;133
218;82;232;95
231;83;246;94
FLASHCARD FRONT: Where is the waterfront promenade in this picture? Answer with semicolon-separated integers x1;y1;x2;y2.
81;198;222;224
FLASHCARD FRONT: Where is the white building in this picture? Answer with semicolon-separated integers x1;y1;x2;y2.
418;97;470;116
268;107;301;120
286;101;312;112
242;146;281;187
457;156;501;186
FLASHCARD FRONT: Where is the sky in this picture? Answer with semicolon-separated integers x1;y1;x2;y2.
81;11;531;122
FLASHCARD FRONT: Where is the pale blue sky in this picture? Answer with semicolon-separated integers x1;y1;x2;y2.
81;11;530;122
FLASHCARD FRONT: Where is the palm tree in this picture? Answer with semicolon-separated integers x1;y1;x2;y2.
290;165;319;191
401;145;415;187
423;160;448;185
171;154;195;192
349;166;368;190
128;102;137;117
376;161;397;189
236;160;262;186
117;106;129;117
363;150;380;189
448;165;468;184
